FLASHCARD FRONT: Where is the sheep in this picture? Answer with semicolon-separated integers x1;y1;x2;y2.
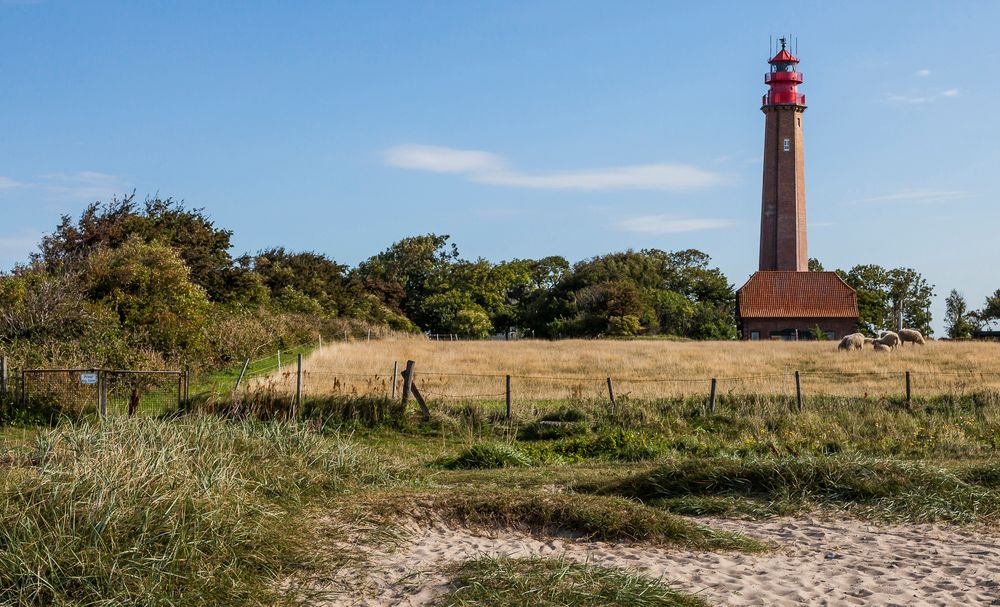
873;331;901;350
873;343;892;353
837;333;866;351
899;328;926;346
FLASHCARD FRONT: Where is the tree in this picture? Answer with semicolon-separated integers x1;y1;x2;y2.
355;234;458;324
944;289;976;339
527;249;735;339
979;289;1000;329
84;236;210;355
38;194;258;304
838;265;935;335
808;258;824;272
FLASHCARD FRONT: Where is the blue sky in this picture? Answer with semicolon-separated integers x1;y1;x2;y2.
1;1;998;333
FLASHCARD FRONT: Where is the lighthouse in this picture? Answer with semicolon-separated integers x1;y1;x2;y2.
759;38;808;272
735;40;859;340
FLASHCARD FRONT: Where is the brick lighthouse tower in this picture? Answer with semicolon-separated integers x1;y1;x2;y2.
736;39;859;340
759;38;808;271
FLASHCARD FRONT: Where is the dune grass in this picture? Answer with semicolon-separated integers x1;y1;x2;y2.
438;556;709;607
0;416;393;606
585;455;1000;524
384;490;763;552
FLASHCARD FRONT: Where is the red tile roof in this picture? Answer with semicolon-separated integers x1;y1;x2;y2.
736;271;858;319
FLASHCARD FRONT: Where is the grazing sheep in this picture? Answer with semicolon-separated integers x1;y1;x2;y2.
863;337;876;346
873;343;891;353
899;328;926;346
837;333;866;351
874;331;901;350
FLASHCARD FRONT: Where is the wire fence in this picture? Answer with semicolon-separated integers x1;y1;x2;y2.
232;356;1000;415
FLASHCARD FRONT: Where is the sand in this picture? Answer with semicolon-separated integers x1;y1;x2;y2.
320;516;1000;607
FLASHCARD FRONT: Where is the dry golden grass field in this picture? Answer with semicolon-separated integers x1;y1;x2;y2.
258;337;1000;402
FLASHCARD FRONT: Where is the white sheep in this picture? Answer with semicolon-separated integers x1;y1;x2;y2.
873;343;892;353
899;328;926;346
873;331;901;350
837;333;866;351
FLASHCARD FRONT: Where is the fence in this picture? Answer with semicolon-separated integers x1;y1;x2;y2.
228;355;1000;421
16;368;187;418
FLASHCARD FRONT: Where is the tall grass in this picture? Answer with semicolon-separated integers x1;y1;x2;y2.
0;416;392;606
586;455;1000;523
263;338;1000;401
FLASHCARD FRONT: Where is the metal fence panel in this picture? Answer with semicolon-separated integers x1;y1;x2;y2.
22;369;101;418
104;370;184;416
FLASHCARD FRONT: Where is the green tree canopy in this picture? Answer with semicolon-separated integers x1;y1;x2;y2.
944;289;976;339
84;236;211;355
38;194;258;304
838;264;935;335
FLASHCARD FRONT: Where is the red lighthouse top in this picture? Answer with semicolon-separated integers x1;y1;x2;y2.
763;38;805;107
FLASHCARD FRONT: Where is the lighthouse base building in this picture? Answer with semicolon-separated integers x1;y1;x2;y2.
737;271;858;340
735;39;858;340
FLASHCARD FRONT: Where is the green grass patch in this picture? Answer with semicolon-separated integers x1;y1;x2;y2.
437;556;709;607
438;442;534;470
189;342;316;397
533;429;662;462
585;455;1000;524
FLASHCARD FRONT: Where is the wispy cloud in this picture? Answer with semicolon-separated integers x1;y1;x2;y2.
883;88;960;104
36;171;129;201
914;69;931;77
617;215;735;234
384;144;505;174
857;188;971;205
383;144;724;192
0;176;25;189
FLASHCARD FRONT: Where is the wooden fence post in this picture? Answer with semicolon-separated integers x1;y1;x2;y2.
99;371;107;418
391;361;398;400
0;355;7;396
795;370;802;412
184;368;190;409
401;360;415;406
905;371;911;403
295;353;303;409
505;375;512;421
277;350;281;371
606;377;616;405
233;358;251;391
709;378;717;414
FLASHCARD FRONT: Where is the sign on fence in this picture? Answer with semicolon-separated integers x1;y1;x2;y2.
21;368;186;418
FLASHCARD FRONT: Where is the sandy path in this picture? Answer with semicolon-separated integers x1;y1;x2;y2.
322;517;1000;606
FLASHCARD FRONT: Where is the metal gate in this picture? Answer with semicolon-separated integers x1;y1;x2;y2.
21;368;187;417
